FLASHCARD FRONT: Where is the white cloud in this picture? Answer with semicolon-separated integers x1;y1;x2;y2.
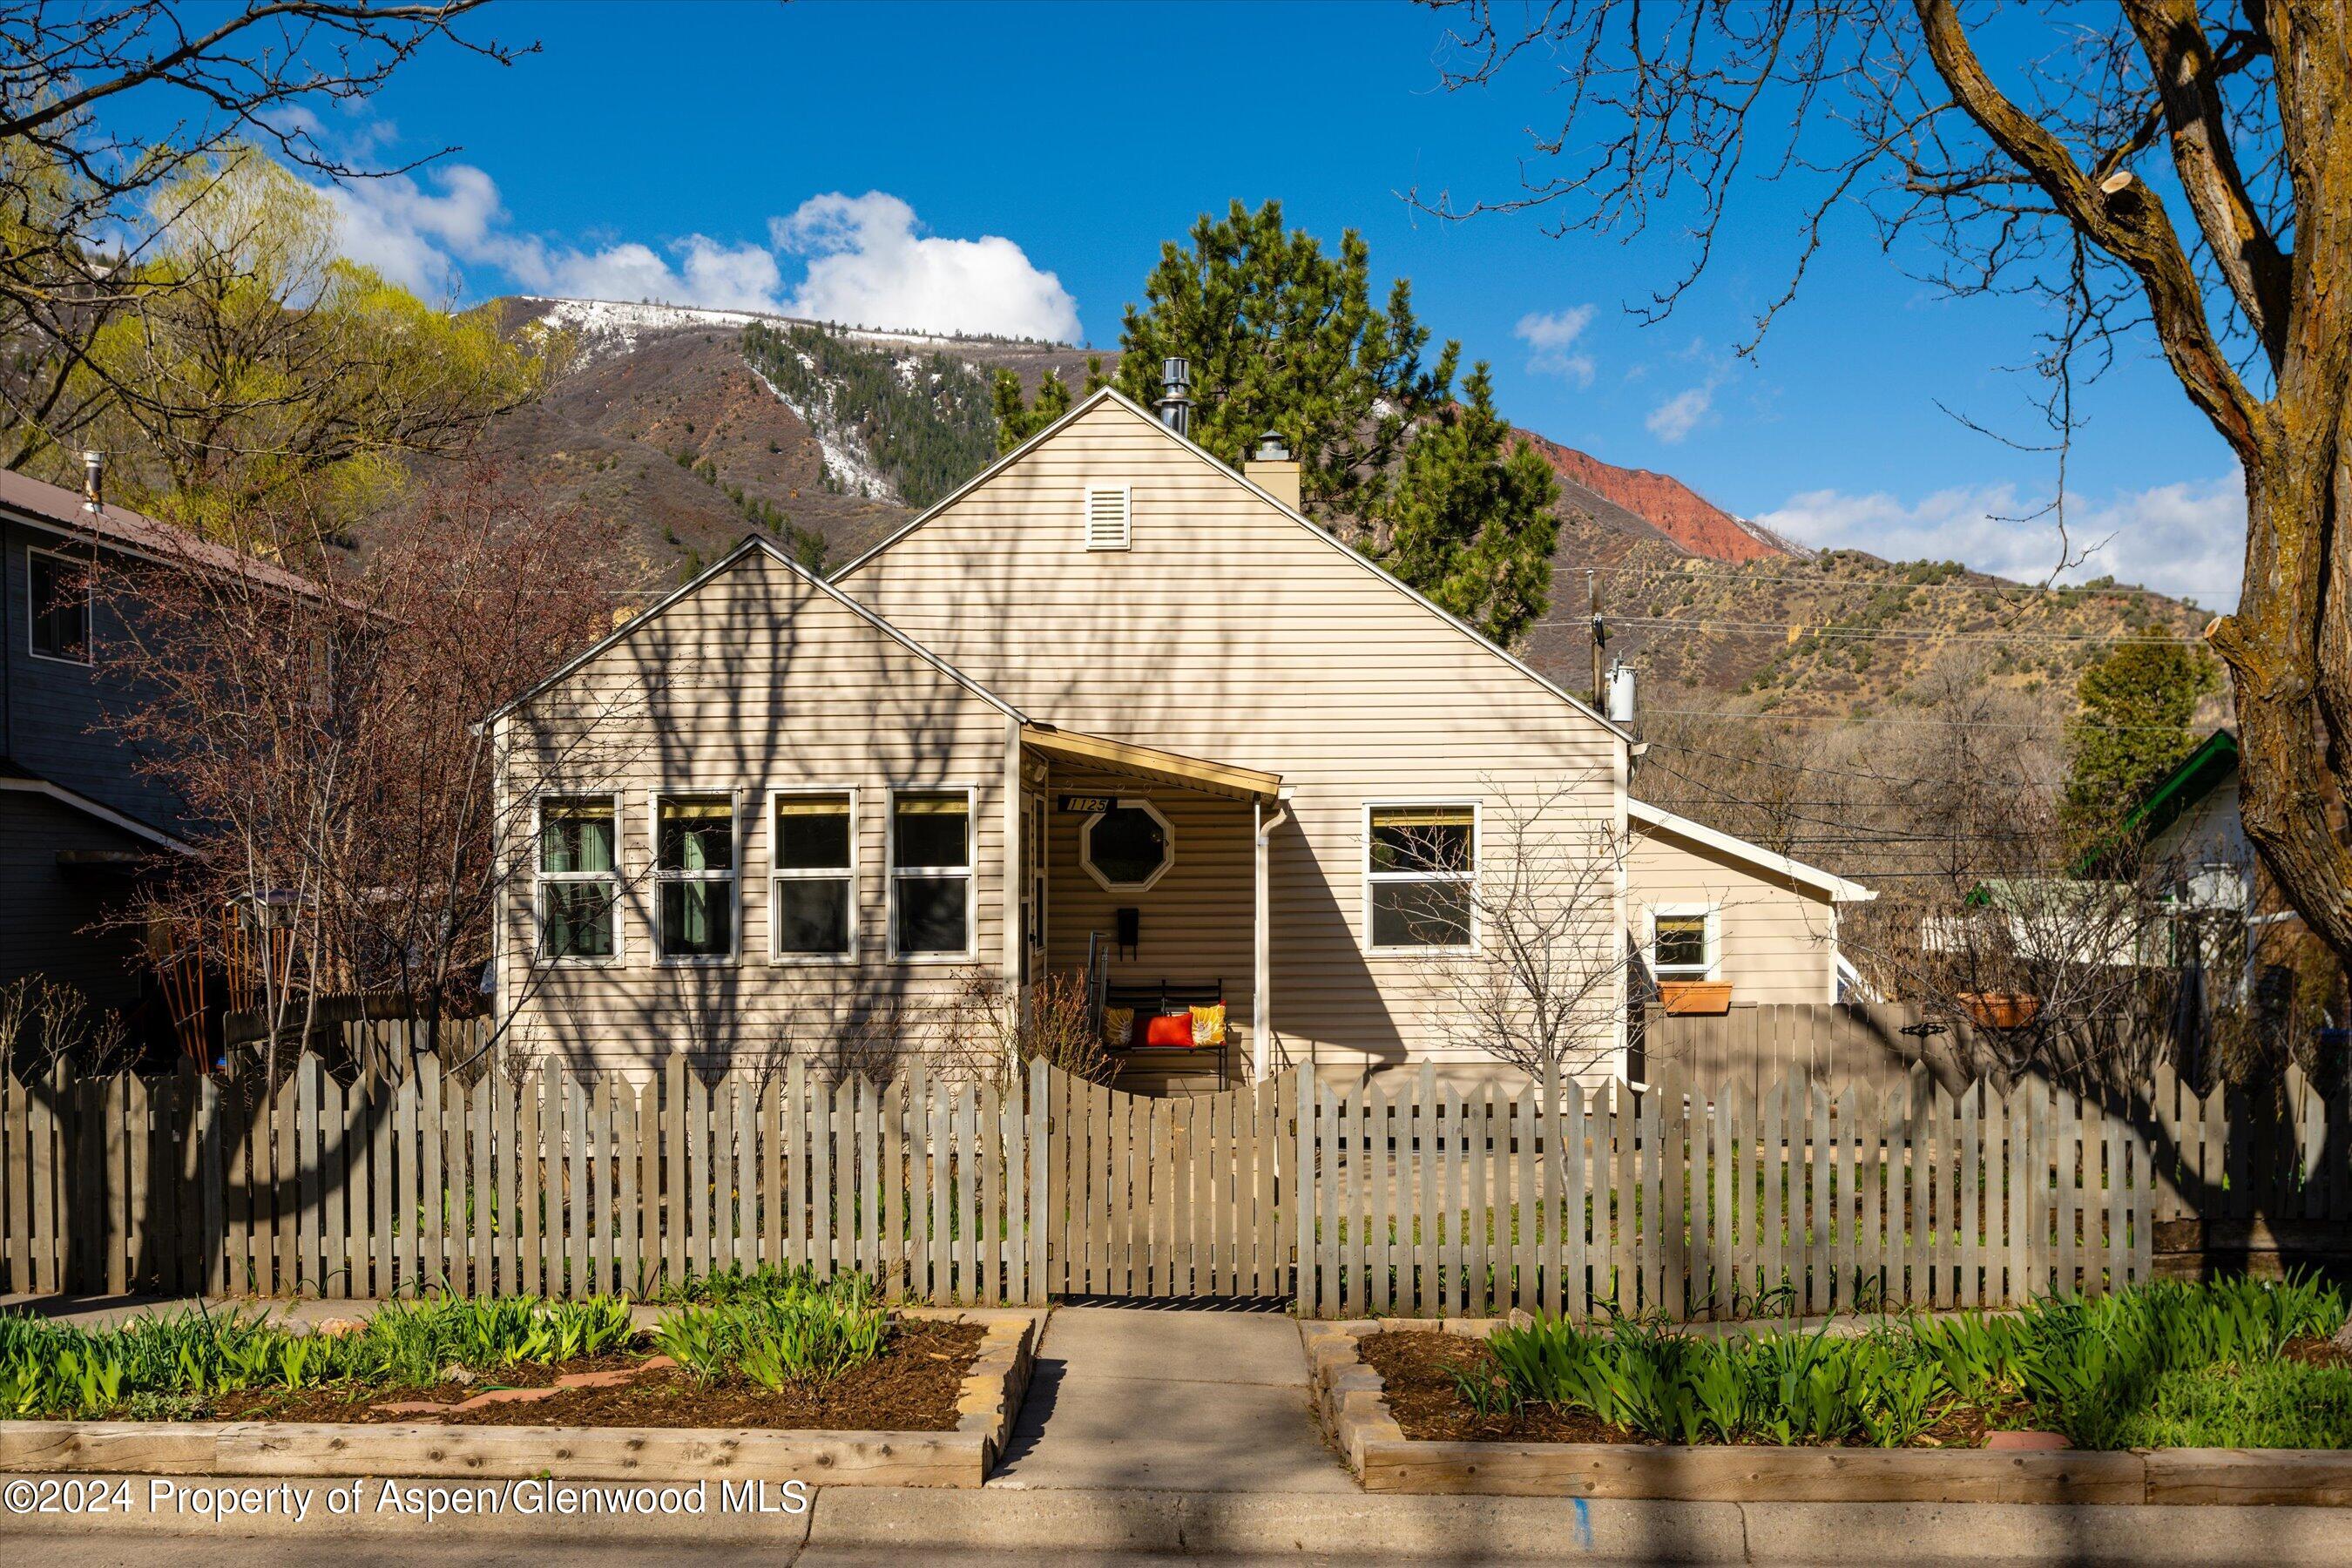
1514;305;1596;384
771;191;1079;341
1756;471;2247;606
1646;383;1717;443
322;168;1078;340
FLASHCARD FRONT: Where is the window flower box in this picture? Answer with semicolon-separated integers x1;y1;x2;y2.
1659;980;1733;1015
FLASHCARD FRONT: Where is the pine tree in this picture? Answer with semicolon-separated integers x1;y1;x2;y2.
1367;365;1559;647
2063;640;2221;834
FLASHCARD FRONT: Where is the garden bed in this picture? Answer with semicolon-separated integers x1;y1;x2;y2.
1307;1276;2352;1504
1;1273;1037;1487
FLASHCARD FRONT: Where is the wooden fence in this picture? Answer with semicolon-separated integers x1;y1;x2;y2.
3;1055;2346;1315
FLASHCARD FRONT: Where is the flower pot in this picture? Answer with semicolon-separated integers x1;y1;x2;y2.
1959;991;2039;1030
1659;981;1734;1016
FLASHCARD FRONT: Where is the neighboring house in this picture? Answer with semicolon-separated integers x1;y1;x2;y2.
490;382;1869;1088
2;466;312;1000
1627;801;1875;1007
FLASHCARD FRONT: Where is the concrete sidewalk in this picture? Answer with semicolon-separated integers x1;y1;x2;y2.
987;1305;1354;1494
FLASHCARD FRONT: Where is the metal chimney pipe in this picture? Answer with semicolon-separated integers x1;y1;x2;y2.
1156;357;1193;438
80;450;103;513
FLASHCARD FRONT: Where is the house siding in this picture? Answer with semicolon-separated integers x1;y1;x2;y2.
0;790;152;992
2;517;186;833
1627;819;1841;1004
841;396;1630;1080
496;547;1013;1070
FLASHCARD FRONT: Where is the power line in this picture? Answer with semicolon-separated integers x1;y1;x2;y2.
1601;616;2200;645
1644;706;2207;733
1570;560;2235;604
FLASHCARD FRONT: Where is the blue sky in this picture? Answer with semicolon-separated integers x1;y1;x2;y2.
289;0;2243;605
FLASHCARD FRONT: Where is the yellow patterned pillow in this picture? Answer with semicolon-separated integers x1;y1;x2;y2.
1104;1006;1135;1047
1191;1003;1227;1047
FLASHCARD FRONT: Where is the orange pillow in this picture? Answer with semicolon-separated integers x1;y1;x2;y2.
1144;1012;1194;1048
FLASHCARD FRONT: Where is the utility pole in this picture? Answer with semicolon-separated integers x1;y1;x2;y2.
1587;569;1604;706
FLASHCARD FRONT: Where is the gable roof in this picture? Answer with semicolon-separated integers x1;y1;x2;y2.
0;468;327;601
1629;798;1875;903
0;757;192;852
2062;727;2239;878
833;386;1632;745
481;533;1028;727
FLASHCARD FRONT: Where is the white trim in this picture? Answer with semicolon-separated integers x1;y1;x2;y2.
0;774;191;852
531;791;626;968
1362;797;1481;956
482;536;1028;727
1646;903;1720;981
766;785;858;964
1078;796;1175;892
886;783;978;962
649;787;743;966
1629;799;1876;902
832;386;1633;745
24;543;93;666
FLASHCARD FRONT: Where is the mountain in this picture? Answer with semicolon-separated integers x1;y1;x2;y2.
1513;427;1786;564
432;297;2214;723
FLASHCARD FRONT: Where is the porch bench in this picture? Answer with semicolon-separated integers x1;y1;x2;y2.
1103;977;1229;1091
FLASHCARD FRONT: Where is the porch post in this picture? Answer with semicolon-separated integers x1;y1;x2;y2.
1004;717;1025;1037
1254;797;1271;1083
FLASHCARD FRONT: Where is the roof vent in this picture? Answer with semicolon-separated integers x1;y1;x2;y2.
1243;427;1301;512
80;449;103;514
1156;358;1192;438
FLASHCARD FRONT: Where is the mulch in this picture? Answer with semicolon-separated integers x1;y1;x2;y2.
1360;1330;2005;1449
201;1320;983;1430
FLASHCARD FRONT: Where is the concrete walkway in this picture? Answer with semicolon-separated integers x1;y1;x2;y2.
987;1305;1354;1494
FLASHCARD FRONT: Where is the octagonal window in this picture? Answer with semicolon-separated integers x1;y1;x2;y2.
1081;801;1174;891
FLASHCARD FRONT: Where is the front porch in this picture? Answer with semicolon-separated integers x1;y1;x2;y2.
1014;725;1285;1097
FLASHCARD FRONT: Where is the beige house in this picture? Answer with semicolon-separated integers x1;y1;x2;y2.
490;384;1869;1088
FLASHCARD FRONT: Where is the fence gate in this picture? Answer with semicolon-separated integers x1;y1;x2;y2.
1042;1066;1296;1299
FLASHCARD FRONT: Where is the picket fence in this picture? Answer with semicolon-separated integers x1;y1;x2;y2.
2;1055;2345;1315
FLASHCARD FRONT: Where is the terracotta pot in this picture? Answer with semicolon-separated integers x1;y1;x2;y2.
1659;981;1734;1016
1959;991;2040;1030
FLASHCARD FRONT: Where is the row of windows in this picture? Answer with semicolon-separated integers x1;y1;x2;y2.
534;788;974;964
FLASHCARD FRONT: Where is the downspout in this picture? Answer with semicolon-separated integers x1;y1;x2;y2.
1253;793;1291;1084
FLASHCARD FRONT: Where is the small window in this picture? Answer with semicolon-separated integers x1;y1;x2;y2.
1652;910;1713;977
773;791;854;958
656;794;736;960
27;546;91;664
1366;803;1476;950
537;797;619;961
1081;800;1173;890
1084;485;1131;551
892;789;971;956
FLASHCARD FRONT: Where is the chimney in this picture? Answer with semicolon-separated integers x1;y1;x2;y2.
80;449;103;514
1245;428;1300;512
1155;357;1192;438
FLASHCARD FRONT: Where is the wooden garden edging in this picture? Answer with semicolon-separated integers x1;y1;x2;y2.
1303;1320;2352;1504
0;1312;1037;1489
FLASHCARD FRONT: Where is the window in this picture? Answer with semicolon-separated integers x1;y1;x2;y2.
1080;799;1173;890
891;788;971;956
655;793;736;960
1366;803;1476;950
537;796;619;961
26;546;91;664
1651;909;1715;978
771;790;854;958
1084;485;1131;551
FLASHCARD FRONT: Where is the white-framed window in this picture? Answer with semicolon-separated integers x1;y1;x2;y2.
25;544;92;665
1084;484;1132;551
769;787;855;960
1649;905;1719;979
889;787;974;957
1364;801;1477;952
1079;797;1173;891
653;791;738;963
535;794;622;963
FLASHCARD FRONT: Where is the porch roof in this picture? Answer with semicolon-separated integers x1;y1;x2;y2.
1019;723;1281;805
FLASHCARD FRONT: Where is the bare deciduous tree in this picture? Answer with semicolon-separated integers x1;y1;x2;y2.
1423;1;2352;981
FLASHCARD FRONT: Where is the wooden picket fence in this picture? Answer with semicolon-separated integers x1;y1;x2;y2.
0;1056;1044;1304
1299;1060;2351;1320
3;1055;2345;1315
